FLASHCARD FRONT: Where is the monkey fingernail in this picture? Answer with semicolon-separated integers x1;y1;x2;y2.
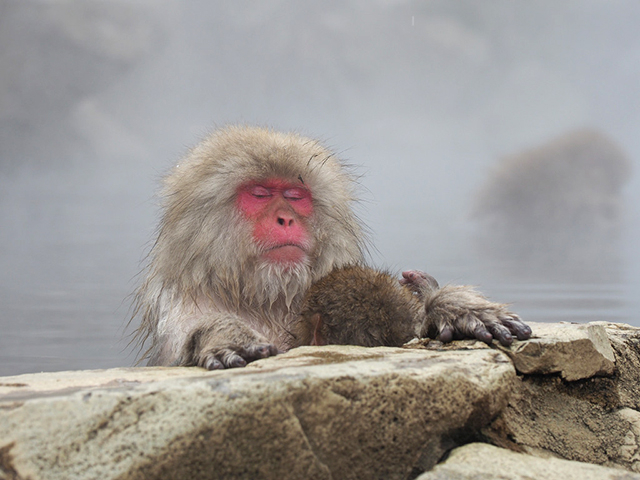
256;345;274;358
518;323;532;338
439;327;453;343
513;325;532;340
205;358;224;370
226;354;246;368
474;330;493;345
500;317;532;340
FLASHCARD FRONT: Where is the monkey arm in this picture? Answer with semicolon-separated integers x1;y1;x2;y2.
400;269;530;345
417;284;531;346
176;314;279;370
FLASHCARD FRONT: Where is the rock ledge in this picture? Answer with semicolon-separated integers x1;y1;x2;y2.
1;321;639;480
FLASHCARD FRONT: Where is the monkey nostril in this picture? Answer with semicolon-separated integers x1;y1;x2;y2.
277;217;294;227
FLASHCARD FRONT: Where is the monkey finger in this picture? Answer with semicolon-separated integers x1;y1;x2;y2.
214;349;247;369
198;349;230;370
225;353;248;368
456;313;493;344
485;322;514;347
400;270;424;284
500;316;532;340
265;344;279;356
400;270;439;290
204;356;224;370
473;325;494;345
438;325;454;343
399;271;420;294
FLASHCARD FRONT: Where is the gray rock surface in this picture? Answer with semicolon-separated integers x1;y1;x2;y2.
417;443;640;480
498;321;616;380
0;346;514;480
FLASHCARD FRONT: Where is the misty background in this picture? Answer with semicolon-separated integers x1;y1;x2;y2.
1;0;639;376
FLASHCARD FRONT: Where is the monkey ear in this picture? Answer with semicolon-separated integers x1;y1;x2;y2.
310;313;326;346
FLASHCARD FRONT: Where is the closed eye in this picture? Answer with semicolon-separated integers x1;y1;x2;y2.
283;188;308;200
250;186;272;198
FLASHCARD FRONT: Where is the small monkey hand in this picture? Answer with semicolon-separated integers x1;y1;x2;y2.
400;270;439;298
419;284;531;347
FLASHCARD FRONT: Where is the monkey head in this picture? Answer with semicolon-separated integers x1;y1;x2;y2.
296;265;420;348
148;125;367;310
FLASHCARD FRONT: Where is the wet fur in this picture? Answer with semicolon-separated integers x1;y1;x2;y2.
296;265;423;347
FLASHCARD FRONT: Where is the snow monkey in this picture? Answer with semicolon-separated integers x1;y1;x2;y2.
132;125;530;369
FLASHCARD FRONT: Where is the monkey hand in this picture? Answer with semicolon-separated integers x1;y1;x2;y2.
400;270;439;297
182;325;279;369
195;343;279;370
420;284;531;347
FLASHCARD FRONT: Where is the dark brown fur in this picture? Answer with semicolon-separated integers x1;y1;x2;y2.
295;265;422;347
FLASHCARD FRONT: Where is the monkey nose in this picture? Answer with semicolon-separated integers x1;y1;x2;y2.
277;215;295;227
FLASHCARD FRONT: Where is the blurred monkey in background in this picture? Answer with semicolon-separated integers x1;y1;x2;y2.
475;129;630;276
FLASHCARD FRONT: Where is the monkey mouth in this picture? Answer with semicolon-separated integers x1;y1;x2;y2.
263;244;308;264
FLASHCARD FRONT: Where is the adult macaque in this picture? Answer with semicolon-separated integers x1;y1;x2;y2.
295;265;528;348
474;129;630;271
133;125;530;369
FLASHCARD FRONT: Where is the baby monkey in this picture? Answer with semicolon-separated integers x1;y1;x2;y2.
295;265;529;348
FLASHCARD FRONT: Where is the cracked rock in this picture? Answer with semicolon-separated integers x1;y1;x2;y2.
0;346;514;480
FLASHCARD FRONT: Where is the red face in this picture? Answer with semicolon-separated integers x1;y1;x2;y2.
236;178;314;265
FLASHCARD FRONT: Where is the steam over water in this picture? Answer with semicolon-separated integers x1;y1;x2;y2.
1;1;639;375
